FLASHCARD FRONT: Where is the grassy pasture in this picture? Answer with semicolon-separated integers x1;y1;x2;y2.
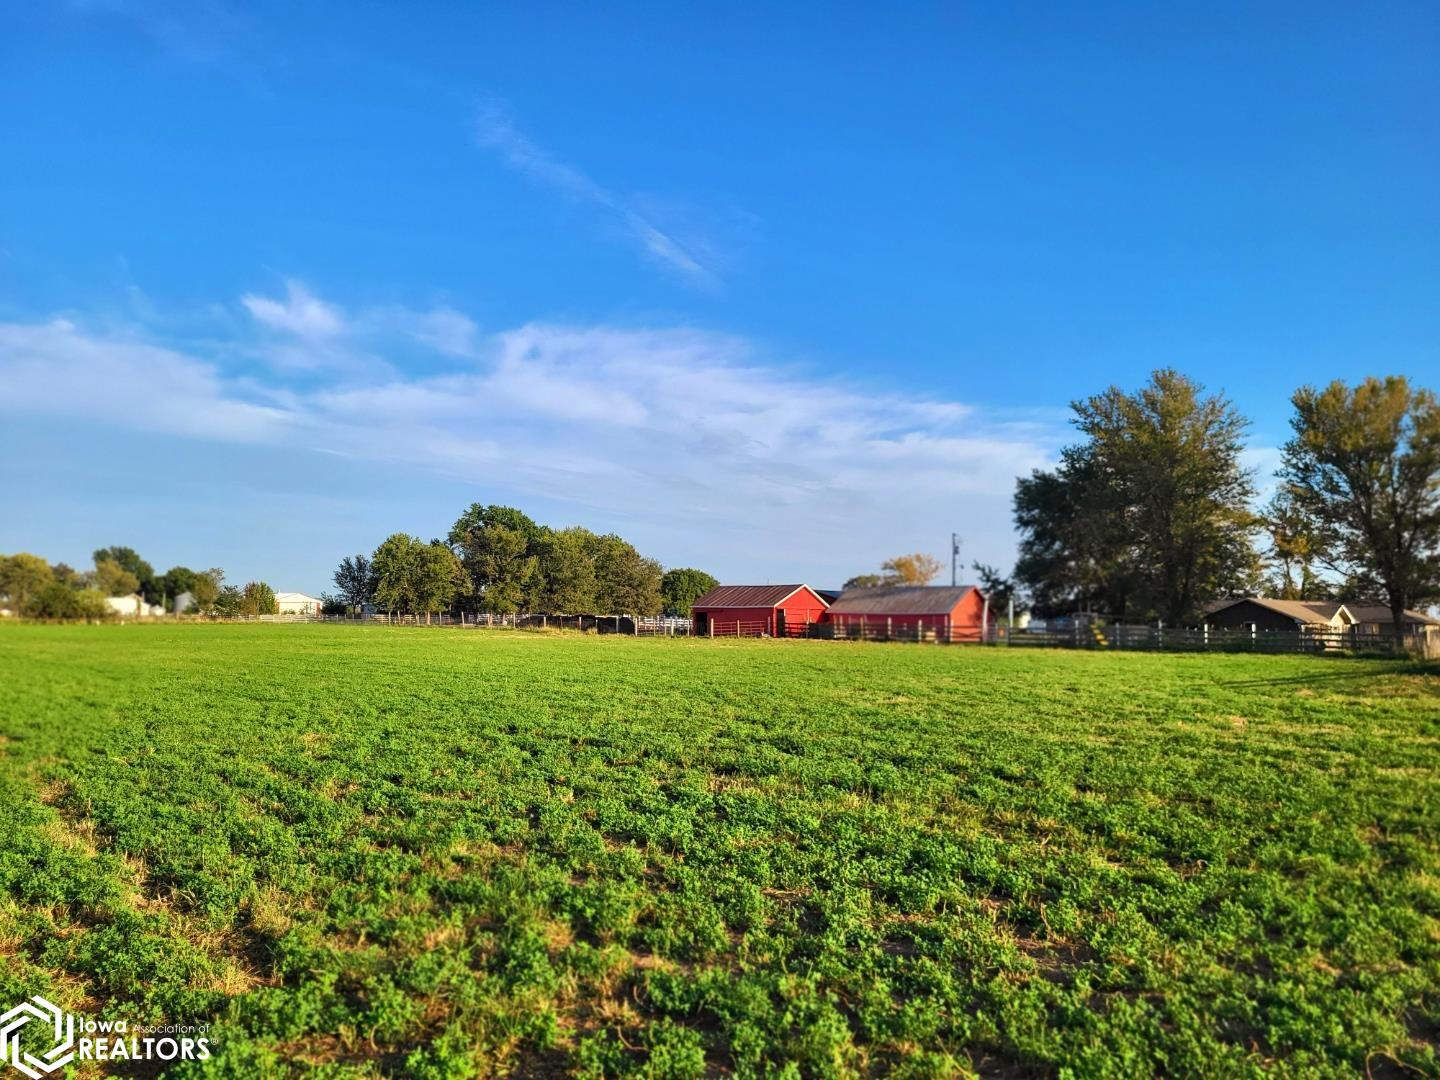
0;624;1436;1078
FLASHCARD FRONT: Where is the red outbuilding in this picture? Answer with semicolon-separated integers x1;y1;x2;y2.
691;584;830;637
825;585;992;642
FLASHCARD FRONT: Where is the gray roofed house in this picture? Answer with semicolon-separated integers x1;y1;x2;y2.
1340;604;1440;629
1202;598;1353;629
1204;597;1440;632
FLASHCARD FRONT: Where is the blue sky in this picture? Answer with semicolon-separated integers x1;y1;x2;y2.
2;1;1437;593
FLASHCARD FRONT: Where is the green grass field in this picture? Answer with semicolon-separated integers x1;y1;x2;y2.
0;625;1436;1078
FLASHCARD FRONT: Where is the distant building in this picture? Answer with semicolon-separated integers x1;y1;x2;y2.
274;591;322;615
1203;597;1440;646
105;594;165;618
691;584;829;637
826;585;992;642
1202;598;1353;632
172;590;196;615
1341;604;1440;635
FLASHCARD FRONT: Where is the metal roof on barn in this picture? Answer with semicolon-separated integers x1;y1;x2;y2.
691;584;820;609
829;585;979;615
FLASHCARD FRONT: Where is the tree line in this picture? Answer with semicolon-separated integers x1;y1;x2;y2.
324;505;718;620
1;517;721;623
1010;371;1440;629
0;546;286;620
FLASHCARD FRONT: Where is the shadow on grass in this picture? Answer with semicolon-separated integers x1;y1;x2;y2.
1218;660;1440;689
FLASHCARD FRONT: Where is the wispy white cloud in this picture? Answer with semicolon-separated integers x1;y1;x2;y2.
238;281;480;375
242;280;346;338
0;297;1062;578
473;105;718;287
0;319;291;442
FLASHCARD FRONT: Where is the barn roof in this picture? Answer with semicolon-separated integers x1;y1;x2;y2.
829;585;980;615
691;584;824;609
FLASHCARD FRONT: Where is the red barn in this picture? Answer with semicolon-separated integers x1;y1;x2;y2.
826;585;992;642
691;584;830;637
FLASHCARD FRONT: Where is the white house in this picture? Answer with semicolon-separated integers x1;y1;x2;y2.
105;594;166;618
274;591;322;615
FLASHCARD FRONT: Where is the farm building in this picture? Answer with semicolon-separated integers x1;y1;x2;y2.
1202;598;1353;633
1203;597;1440;652
1341;604;1440;636
827;585;992;642
691;584;829;637
275;591;322;615
104;594;166;619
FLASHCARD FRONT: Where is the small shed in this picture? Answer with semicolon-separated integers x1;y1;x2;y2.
826;585;991;642
691;584;829;637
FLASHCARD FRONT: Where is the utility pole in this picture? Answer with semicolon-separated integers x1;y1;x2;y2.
951;533;961;587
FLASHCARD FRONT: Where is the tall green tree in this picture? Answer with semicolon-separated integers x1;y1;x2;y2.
659;567;718;616
93;546;157;603
90;557;142;598
588;533;663;614
414;542;465;622
1281;376;1440;630
240;581;278;616
332;553;375;612
191;569;223;614
0;553;55;616
1262;490;1329;600
536;528;599;613
214;585;244;617
157;566;198;607
449;505;543;614
466;524;538;614
371;533;426;617
1013;457;1128;617
1014;369;1261;622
